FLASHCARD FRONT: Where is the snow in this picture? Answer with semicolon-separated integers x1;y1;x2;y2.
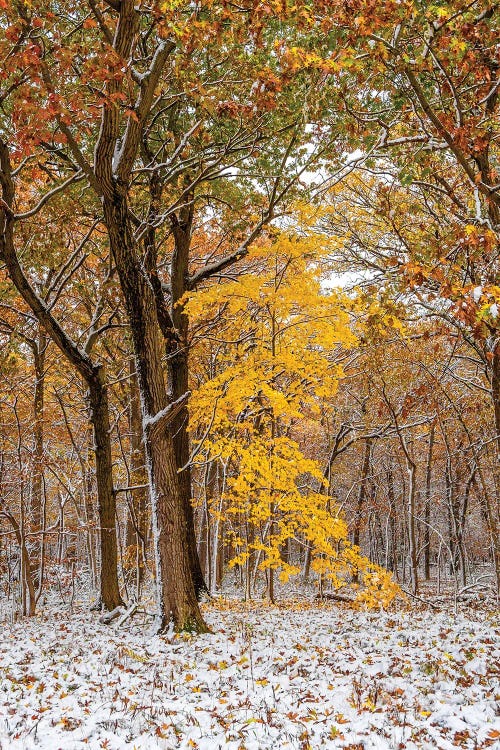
473;286;483;303
0;601;498;749
343;149;364;166
143;393;190;430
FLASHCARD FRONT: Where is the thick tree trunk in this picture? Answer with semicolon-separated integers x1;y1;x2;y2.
103;197;208;632
125;364;148;597
168;211;208;599
84;0;206;628
88;368;123;611
147;419;208;631
170;346;208;598
141;174;207;600
475;466;500;597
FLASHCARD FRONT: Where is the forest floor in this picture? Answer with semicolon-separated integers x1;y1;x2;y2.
0;597;498;750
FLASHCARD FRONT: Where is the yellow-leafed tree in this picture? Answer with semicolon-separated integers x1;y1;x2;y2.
187;226;400;606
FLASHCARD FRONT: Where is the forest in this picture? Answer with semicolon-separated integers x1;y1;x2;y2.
0;1;499;749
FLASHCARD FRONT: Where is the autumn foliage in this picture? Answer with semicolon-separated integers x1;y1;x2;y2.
0;0;499;627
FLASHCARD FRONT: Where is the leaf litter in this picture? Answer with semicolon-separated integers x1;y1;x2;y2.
0;601;498;749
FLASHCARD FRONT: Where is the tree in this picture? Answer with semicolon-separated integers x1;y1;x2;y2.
0;145;123;611
187;227;399;606
0;0;350;629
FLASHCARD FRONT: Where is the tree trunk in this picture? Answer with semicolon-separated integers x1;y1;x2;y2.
491;345;500;460
475;464;500;598
423;423;434;581
352;438;372;583
303;540;312;582
406;452;418;595
488;347;500;595
125;362;148;597
30;327;46;585
168;210;208;599
142;173;207;601
103;196;208;632
445;453;459;581
88;368;123;611
84;431;98;589
170;345;208;598
385;469;397;575
198;458;216;589
0;139;121;612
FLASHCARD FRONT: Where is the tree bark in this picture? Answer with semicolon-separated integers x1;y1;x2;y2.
352;438;372;583
31;329;45;535
167;208;208;598
488;346;500;594
141;165;207;600
493;347;500;459
406;449;419;595
88;368;123;610
423;423;434;581
125;363;148;597
30;327;46;585
474;466;500;597
385;469;397;575
102;196;208;632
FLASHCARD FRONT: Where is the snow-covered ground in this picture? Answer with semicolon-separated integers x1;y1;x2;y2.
0;600;498;749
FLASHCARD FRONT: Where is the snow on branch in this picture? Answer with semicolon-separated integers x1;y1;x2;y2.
144;391;190;434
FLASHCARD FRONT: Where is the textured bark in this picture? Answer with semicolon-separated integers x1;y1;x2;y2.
88;369;123;610
166;208;208;598
475;465;500;597
102;196;208;632
125;363;148;595
170;346;208;598
423;423;434;580
31;329;45;542
79;0;206;629
139;154;206;600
